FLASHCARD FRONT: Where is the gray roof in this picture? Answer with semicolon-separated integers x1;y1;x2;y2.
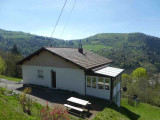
17;47;113;70
94;66;124;77
45;47;112;69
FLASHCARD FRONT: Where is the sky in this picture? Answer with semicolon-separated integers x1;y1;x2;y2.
0;0;160;40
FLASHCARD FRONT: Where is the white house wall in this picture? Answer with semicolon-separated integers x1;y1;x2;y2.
86;87;110;99
113;80;121;107
22;65;85;95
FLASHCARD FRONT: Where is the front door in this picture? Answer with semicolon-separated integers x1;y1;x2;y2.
51;71;56;88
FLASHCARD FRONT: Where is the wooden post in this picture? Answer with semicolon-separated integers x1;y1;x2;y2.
110;78;113;100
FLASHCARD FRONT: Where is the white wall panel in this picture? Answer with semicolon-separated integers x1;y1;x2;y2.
22;65;85;95
86;87;110;99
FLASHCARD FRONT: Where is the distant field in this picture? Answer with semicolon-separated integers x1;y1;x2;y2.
83;44;106;51
0;74;22;82
93;99;160;120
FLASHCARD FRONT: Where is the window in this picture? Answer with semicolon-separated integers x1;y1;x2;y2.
105;78;110;90
37;70;44;78
98;77;104;89
87;76;91;87
92;77;97;88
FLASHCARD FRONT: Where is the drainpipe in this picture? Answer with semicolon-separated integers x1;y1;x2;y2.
84;71;86;96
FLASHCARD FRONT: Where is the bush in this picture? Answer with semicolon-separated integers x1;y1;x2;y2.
40;101;70;120
19;87;33;115
0;85;8;95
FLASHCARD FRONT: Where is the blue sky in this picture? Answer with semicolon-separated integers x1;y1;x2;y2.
0;0;160;40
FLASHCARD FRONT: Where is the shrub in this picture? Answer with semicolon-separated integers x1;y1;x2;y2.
19;87;33;115
40;101;70;120
0;85;8;95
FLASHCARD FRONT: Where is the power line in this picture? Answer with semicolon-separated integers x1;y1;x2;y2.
50;0;68;38
59;0;76;39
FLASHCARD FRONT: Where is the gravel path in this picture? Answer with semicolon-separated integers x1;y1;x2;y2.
0;79;59;107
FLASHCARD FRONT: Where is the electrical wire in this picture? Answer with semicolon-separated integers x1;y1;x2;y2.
59;0;76;39
50;0;68;38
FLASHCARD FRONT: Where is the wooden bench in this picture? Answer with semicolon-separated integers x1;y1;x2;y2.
64;104;83;112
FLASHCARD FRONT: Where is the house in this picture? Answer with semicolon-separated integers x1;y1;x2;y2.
17;46;124;107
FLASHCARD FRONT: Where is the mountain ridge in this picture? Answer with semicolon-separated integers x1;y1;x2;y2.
0;29;160;72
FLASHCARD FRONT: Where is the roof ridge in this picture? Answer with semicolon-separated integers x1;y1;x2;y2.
45;46;78;49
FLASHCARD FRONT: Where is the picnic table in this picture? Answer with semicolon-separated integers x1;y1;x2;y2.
67;97;89;106
64;97;91;117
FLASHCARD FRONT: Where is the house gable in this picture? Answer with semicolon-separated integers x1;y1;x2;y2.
23;50;80;69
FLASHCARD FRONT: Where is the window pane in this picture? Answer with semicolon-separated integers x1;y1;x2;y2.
38;70;43;78
92;77;96;88
98;77;104;89
87;76;91;87
105;78;110;90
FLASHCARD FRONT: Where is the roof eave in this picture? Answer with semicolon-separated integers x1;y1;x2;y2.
16;47;87;70
16;47;46;65
89;60;113;70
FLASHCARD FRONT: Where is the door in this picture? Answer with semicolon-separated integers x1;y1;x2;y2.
51;71;56;88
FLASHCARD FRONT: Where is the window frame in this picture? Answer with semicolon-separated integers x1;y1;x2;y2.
86;76;91;87
86;75;111;90
37;70;44;79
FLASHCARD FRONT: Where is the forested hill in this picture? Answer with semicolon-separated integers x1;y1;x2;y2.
0;29;69;55
1;29;160;72
78;33;160;72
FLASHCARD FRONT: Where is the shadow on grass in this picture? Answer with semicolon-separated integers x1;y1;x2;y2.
106;103;140;120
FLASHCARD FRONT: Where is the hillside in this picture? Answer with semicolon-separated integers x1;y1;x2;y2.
77;33;160;72
1;29;160;72
0;29;70;55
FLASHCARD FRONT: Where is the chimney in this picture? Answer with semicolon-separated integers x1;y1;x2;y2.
78;43;83;54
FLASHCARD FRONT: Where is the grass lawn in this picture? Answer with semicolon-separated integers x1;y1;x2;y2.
0;74;22;82
93;99;160;120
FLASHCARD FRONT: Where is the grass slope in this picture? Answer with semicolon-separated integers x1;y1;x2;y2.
93;99;160;120
0;74;22;82
0;94;42;120
0;90;81;120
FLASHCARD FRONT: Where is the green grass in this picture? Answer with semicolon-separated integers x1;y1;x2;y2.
93;99;160;120
0;74;22;82
0;88;82;120
83;44;105;51
0;94;42;120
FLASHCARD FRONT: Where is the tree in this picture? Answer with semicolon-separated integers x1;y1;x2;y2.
3;45;23;78
122;73;131;88
10;44;20;55
0;56;6;74
132;67;147;79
